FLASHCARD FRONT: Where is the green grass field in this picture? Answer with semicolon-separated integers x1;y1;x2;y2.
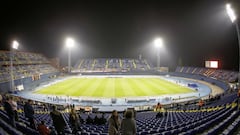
35;77;194;97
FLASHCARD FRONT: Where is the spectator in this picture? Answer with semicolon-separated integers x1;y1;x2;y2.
86;115;93;124
24;99;36;129
10;96;18;121
108;110;120;135
69;108;80;134
121;110;136;135
198;99;204;110
94;115;100;125
238;89;240;97
3;97;16;127
78;114;84;124
38;121;50;135
156;112;162;119
156;102;162;111
164;110;168;117
100;113;107;125
50;106;66;135
237;89;240;100
43;104;48;112
237;89;240;109
0;94;2;104
49;127;57;135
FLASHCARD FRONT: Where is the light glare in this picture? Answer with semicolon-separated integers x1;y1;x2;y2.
154;38;163;48
226;3;237;23
66;37;75;48
210;61;218;68
12;40;19;50
205;61;218;68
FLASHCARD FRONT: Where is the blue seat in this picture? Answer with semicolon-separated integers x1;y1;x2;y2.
90;133;100;135
140;131;149;135
81;132;90;135
0;118;23;135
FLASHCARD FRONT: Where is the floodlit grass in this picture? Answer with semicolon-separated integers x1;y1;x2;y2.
35;77;195;97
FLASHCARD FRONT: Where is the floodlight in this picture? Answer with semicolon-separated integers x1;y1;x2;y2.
153;37;163;69
225;3;240;89
226;3;237;23
12;40;19;50
10;40;19;92
154;38;163;48
66;37;75;48
65;37;75;73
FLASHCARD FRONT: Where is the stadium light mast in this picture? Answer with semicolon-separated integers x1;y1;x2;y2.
226;3;240;87
10;40;19;92
66;37;75;73
154;37;163;70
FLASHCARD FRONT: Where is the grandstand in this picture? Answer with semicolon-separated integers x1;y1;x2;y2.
1;51;240;134
0;51;59;92
72;58;153;73
175;66;238;83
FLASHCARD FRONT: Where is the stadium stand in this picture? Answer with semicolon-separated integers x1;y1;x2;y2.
72;58;153;73
0;51;59;93
0;91;239;135
175;66;238;83
172;66;239;92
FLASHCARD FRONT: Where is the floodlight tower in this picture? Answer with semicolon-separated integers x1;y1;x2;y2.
66;37;75;73
10;40;19;92
154;38;163;69
226;3;240;87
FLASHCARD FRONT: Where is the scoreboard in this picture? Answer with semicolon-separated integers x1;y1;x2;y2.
205;61;218;68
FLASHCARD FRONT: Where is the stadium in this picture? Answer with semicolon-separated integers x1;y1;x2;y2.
0;49;239;134
2;54;222;111
0;0;240;135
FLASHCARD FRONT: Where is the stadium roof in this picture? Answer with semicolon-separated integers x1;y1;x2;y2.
0;0;239;70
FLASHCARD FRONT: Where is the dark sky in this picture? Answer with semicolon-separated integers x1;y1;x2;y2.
0;0;239;70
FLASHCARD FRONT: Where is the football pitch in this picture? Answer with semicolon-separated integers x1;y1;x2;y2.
35;77;195;97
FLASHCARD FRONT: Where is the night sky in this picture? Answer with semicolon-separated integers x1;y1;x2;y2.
0;0;239;70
